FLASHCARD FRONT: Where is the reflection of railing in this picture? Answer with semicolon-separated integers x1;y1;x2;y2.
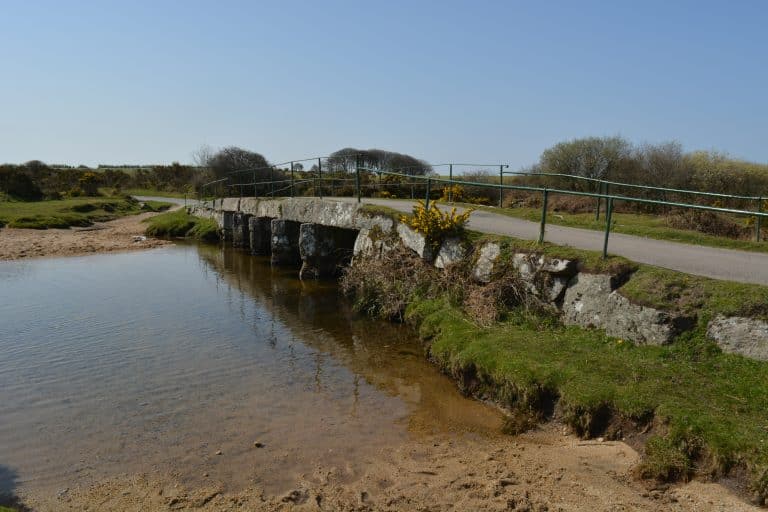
198;156;768;259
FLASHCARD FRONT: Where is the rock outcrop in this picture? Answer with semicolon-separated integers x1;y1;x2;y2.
707;315;768;361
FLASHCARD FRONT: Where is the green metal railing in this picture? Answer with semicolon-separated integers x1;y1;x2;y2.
198;155;768;259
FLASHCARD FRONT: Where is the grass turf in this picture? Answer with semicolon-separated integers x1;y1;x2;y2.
144;209;219;242
0;197;170;229
407;297;768;495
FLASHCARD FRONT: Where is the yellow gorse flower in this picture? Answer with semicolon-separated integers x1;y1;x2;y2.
400;201;473;250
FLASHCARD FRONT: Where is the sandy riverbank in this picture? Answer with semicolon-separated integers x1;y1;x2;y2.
0;211;174;261
19;424;755;512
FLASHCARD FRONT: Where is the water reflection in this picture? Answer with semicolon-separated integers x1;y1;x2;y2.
0;245;500;498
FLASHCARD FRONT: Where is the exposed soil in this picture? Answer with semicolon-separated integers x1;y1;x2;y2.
20;424;756;512
0;211;174;261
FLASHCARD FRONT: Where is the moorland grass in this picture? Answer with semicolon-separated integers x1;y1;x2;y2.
0;197;170;229
144;209;219;242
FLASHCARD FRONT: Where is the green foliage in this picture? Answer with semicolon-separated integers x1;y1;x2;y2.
0;166;43;200
144;210;219;242
639;435;696;482
0;197;153;229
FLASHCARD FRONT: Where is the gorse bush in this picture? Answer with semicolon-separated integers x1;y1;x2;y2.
400;201;473;250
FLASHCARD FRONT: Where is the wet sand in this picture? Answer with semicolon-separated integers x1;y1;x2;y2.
23;424;756;511
0;210;173;261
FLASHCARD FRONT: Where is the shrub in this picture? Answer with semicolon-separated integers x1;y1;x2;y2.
440;185;465;202
665;210;747;239
400;201;472;250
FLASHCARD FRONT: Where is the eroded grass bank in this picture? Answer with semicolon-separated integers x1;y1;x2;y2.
341;236;768;505
144;209;219;242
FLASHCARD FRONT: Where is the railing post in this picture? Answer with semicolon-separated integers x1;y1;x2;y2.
270;167;274;197
318;158;323;199
378;171;382;197
538;188;549;244
498;165;504;207
252;170;256;197
448;164;453;202
602;197;614;259
757;197;763;242
425;178;432;210
355;155;361;203
595;181;602;221
290;162;295;197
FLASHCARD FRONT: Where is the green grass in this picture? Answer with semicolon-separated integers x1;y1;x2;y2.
0;197;170;229
359;203;402;220
144;209;219;242
620;265;768;323
406;298;768;496
460;203;768;254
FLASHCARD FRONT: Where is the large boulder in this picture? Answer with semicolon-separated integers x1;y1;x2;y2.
707;315;768;361
561;273;692;345
435;238;467;269
472;243;501;283
396;223;433;261
353;227;396;259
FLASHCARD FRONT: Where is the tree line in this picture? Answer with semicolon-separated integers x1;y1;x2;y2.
2;140;767;207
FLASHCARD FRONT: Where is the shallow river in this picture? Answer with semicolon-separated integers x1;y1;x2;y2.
0;244;501;499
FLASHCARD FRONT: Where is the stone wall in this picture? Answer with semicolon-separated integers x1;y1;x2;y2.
189;197;767;361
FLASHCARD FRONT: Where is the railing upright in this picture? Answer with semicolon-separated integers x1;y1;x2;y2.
425;178;432;210
448;164;453;202
318;158;323;199
290;162;295;197
498;165;506;207
595;181;602;220
355;155;361;203
757;197;764;242
602;197;614;259
539;188;549;244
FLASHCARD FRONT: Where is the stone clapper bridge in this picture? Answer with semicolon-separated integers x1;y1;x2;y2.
189;196;768;362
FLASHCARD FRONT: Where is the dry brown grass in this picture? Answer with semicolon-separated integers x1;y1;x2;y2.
665;209;748;239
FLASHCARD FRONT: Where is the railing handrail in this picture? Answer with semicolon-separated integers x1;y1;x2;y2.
359;167;768;219
507;171;765;202
196;157;767;258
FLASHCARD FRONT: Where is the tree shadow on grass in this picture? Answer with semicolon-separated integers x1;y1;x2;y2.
0;465;30;511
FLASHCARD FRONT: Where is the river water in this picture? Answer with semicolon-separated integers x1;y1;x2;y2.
0;244;501;499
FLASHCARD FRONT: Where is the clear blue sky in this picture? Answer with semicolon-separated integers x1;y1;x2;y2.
1;0;766;168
